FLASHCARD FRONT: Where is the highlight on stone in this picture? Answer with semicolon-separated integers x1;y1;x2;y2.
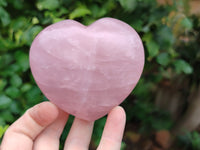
29;18;145;121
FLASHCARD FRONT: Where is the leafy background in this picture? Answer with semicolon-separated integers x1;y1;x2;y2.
0;0;200;149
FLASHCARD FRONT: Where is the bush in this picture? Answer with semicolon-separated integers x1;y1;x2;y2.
0;0;199;148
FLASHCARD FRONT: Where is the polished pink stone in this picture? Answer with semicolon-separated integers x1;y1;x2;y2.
29;18;144;121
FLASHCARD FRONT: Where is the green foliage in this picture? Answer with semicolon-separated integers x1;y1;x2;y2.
156;52;170;66
178;131;200;150
0;94;12;109
37;0;60;10
121;141;126;150
174;59;193;74
0;7;10;26
118;0;137;12
92;117;107;146
0;125;9;139
15;51;29;72
0;0;199;147
181;17;193;30
69;5;91;19
131;100;173;133
143;33;160;59
59;116;74;150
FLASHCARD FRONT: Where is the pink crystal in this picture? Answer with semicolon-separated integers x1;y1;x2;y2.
29;18;144;121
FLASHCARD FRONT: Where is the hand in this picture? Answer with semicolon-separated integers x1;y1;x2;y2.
0;102;126;150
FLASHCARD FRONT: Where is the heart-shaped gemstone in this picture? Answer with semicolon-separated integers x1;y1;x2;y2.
29;18;144;121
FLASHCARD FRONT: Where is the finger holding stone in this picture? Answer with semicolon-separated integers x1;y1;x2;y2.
33;109;69;150
1;102;59;150
64;118;94;150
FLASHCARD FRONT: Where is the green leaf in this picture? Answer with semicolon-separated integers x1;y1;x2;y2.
12;0;23;10
36;0;60;10
57;8;69;17
22;25;43;45
93;117;107;146
9;101;21;114
0;79;7;91
90;4;107;18
156;26;175;49
25;86;42;103
69;5;91;19
0;54;13;68
21;83;32;93
174;59;193;74
0;6;10;26
156;53;170;66
143;33;160;58
142;33;152;42
5;87;20;98
10;74;22;87
131;20;143;32
0;0;7;7
8;64;20;73
83;17;96;25
121;141;126;150
118;0;137;12
11;17;28;31
0;95;12;109
53;18;64;23
0;118;5;126
0;33;18;50
32;17;39;24
132;79;153;100
15;51;29;72
1;111;14;122
181;17;193;30
0;68;15;77
0;125;9;138
146;40;159;58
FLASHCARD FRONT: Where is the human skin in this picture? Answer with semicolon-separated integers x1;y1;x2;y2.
0;102;126;150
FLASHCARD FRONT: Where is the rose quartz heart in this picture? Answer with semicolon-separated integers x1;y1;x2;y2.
29;18;144;121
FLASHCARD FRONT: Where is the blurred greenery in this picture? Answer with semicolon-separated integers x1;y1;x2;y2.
177;131;200;150
0;0;200;149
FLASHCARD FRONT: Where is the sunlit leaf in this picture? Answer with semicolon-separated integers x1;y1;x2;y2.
32;17;39;24
69;5;91;19
22;25;43;45
0;125;9;138
174;59;193;74
36;0;60;10
146;40;159;58
181;17;193;30
21;83;32;93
